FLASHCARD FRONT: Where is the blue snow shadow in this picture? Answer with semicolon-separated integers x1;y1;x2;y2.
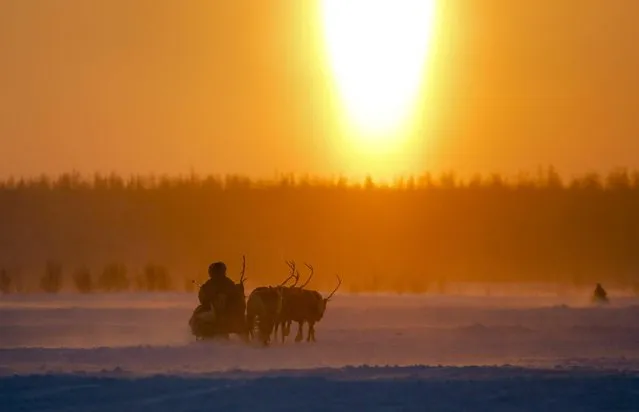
2;367;639;412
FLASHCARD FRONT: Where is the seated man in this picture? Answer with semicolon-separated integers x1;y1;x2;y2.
198;261;237;319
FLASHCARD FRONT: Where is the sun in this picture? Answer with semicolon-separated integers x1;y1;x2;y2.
321;0;436;152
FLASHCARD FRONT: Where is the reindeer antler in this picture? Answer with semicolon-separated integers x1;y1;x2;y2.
299;263;314;289
324;274;342;301
239;255;247;284
279;260;297;286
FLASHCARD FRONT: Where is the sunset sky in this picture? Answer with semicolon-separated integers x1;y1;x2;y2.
1;0;638;181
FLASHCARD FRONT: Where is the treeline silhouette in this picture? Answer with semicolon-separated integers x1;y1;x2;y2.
0;260;178;294
1;167;639;294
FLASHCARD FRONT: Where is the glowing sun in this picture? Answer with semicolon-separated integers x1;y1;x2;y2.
321;0;436;151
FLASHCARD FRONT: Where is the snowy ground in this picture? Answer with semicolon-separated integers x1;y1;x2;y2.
2;292;639;410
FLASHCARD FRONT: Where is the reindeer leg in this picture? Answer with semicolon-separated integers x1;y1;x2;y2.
307;321;316;342
281;322;286;343
246;315;254;341
270;323;275;344
295;321;304;342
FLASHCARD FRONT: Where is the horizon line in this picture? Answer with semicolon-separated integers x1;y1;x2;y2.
1;166;638;189
1;165;637;180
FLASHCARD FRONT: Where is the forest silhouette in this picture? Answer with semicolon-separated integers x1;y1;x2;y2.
1;167;638;294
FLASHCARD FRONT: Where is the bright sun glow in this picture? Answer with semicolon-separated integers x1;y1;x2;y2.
321;0;436;152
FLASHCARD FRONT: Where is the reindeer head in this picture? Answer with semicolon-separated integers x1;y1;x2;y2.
316;274;342;320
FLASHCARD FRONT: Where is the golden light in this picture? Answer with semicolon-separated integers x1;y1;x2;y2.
321;0;436;154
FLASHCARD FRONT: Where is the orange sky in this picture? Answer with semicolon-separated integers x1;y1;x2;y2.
1;0;638;180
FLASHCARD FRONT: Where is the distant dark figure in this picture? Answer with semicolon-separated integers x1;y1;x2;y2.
198;261;237;316
592;283;609;303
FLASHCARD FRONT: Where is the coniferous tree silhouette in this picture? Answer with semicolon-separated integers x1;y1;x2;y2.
0;269;12;294
73;266;93;293
143;264;172;292
98;263;129;292
41;260;63;293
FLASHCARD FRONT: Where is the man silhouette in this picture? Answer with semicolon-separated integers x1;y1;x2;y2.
198;261;236;317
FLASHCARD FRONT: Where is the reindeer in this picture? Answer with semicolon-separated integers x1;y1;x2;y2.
287;273;341;343
274;262;315;342
246;260;298;346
